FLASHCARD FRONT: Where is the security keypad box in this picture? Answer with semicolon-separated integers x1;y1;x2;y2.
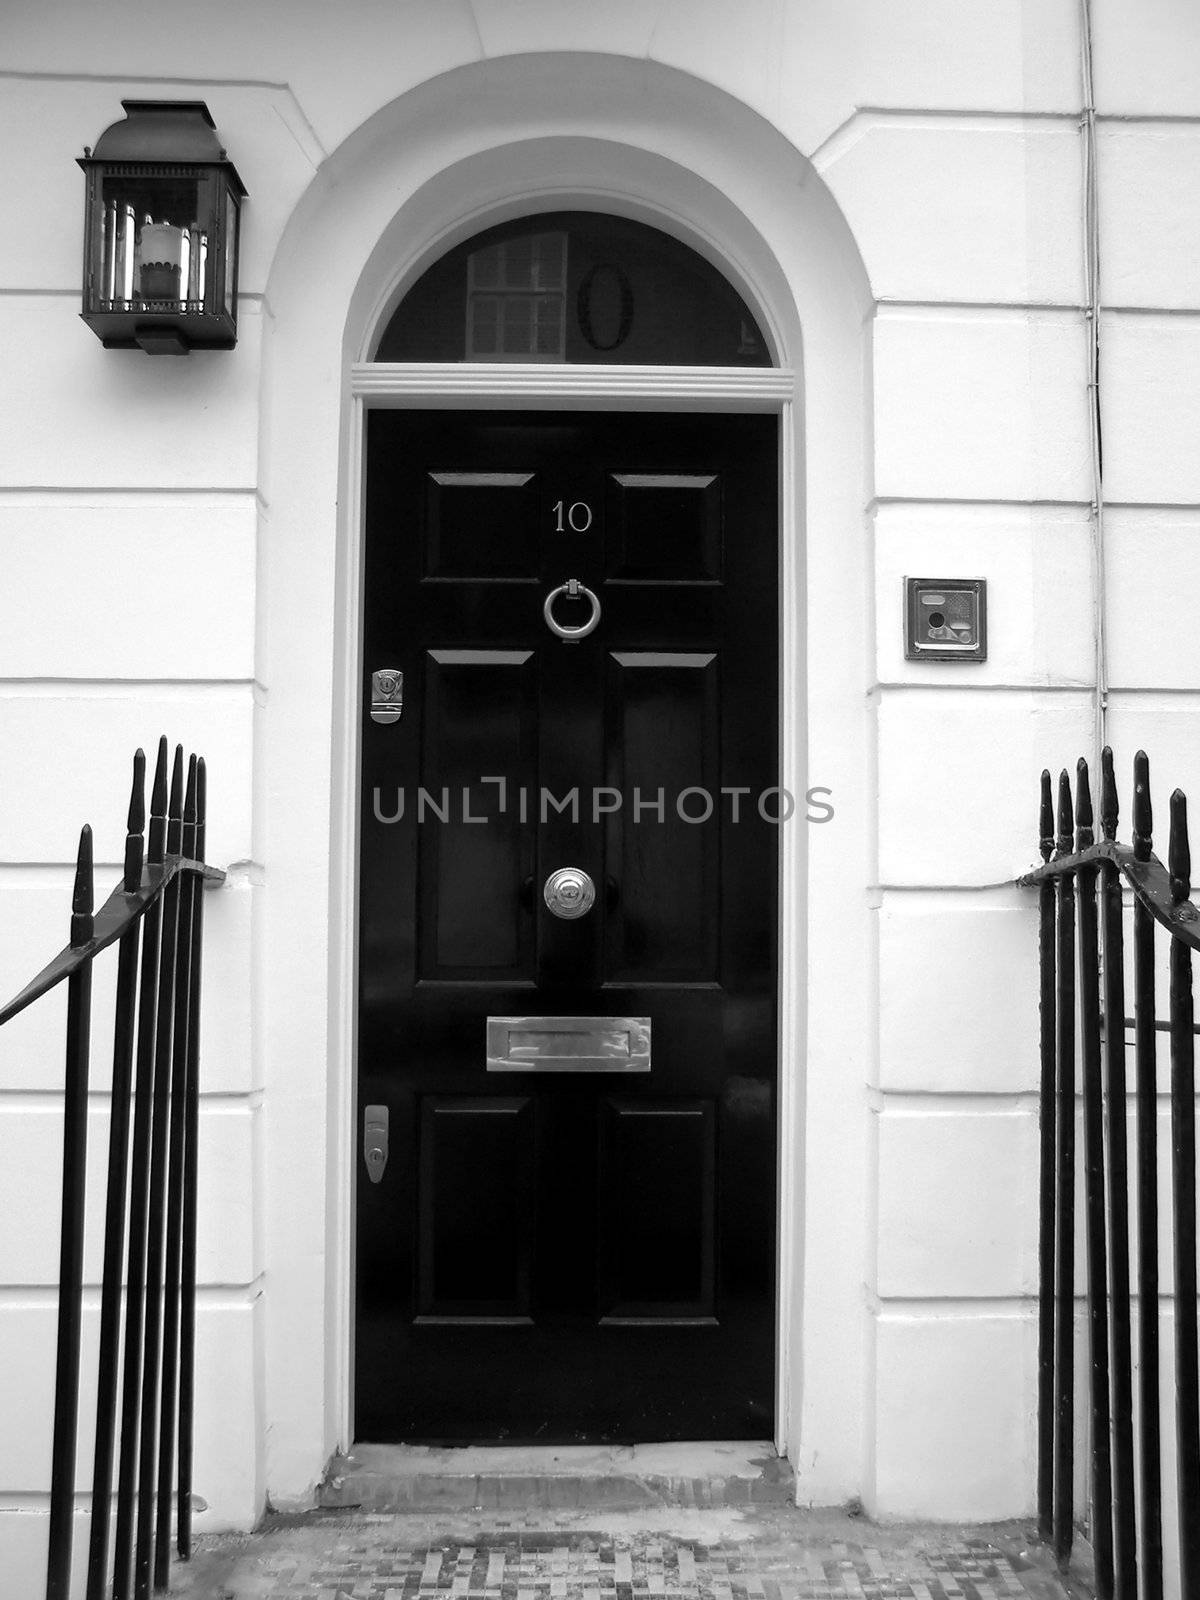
904;577;987;662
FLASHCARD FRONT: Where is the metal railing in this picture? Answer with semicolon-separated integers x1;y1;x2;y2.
1020;748;1200;1600
0;741;223;1600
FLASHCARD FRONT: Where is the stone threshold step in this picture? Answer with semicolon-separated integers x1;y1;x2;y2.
319;1442;794;1512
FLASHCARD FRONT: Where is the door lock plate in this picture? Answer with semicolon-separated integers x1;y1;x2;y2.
363;1104;389;1182
370;668;404;724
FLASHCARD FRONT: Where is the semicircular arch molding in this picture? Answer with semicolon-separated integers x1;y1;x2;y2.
262;52;872;369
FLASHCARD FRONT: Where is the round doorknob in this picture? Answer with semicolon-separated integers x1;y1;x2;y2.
543;866;596;920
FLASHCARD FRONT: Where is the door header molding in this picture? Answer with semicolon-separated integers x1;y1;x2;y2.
351;362;795;407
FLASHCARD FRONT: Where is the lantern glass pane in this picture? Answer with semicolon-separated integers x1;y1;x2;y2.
99;174;205;310
224;190;237;318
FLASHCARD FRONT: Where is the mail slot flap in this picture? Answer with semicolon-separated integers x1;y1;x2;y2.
486;1015;651;1073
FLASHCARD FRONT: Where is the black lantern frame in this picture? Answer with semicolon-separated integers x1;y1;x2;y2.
79;101;247;355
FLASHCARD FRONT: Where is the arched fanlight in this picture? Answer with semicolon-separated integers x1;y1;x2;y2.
79;101;247;355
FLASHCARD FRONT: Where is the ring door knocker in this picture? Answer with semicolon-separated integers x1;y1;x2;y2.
543;577;601;642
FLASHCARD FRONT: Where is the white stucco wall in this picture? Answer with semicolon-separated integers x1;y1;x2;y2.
1;0;1198;1593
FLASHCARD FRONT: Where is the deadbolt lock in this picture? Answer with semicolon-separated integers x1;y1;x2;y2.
370;668;404;725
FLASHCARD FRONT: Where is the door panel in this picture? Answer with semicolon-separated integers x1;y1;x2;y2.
597;1098;716;1322
425;471;540;579
605;651;719;981
418;649;536;979
605;473;723;583
417;1097;535;1321
357;410;777;1443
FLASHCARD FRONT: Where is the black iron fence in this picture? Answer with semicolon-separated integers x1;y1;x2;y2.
0;741;222;1600
1021;749;1200;1600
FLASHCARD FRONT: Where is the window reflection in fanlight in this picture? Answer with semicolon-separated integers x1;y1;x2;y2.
375;212;771;367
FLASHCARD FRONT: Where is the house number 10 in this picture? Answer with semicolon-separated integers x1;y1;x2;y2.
553;500;593;533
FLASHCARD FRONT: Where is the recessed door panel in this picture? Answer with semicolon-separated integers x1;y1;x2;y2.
598;1098;716;1322
418;649;537;980
357;410;777;1443
424;470;540;580
604;651;719;983
417;1096;535;1321
605;472;723;583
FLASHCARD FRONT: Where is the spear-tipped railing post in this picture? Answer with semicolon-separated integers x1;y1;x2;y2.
1100;747;1118;846
1131;753;1163;1600
154;756;198;1588
1077;758;1095;853
113;738;169;1600
1053;768;1077;1566
86;754;147;1600
177;759;205;1561
1097;748;1137;1600
1168;790;1200;1600
1076;758;1115;1600
134;747;185;1599
1037;769;1058;1540
46;826;95;1600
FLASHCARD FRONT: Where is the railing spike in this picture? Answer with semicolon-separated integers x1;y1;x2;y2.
1056;768;1074;859
183;755;198;866
168;744;184;822
184;754;197;825
148;736;169;868
1100;745;1118;842
1133;749;1153;863
150;735;168;820
167;743;185;859
1076;757;1094;851
127;748;146;836
123;749;146;895
70;825;94;950
196;757;207;859
1040;769;1054;863
1170;789;1191;905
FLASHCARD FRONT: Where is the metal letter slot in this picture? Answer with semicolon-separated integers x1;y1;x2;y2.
486;1016;651;1073
370;668;404;724
363;1104;389;1182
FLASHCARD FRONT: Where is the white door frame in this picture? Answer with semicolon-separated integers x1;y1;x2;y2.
335;359;800;1453
258;64;874;1503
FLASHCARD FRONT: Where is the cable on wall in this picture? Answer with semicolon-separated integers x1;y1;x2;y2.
1080;0;1108;763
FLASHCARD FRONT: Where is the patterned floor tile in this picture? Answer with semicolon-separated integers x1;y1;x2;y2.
170;1505;1069;1600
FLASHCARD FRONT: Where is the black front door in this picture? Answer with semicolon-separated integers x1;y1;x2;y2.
357;410;778;1442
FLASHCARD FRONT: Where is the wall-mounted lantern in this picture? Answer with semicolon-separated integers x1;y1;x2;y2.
79;101;247;355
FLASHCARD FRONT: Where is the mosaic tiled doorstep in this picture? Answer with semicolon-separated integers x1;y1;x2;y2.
173;1524;1069;1600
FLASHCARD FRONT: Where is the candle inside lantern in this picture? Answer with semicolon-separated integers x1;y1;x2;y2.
139;218;184;301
